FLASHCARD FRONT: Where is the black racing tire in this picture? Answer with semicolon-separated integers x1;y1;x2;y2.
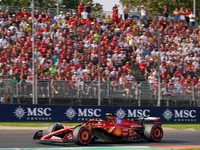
47;123;64;134
144;124;163;142
73;126;92;145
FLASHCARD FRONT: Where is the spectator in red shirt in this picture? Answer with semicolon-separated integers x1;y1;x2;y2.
112;9;118;23
22;9;29;18
76;9;82;20
184;9;191;24
43;14;50;24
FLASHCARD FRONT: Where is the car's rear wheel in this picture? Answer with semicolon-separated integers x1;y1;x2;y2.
47;123;64;134
73;126;92;145
144;124;163;142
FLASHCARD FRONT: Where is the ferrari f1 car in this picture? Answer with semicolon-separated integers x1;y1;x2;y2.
33;115;163;145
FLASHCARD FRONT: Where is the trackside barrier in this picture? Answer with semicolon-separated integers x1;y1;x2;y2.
0;104;199;123
0;6;20;12
0;79;200;107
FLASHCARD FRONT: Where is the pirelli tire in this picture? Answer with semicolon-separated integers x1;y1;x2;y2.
47;123;64;134
144;124;163;142
73;126;92;145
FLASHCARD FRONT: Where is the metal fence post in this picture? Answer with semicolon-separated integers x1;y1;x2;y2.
138;83;141;106
47;81;51;104
10;80;13;104
192;85;195;106
108;82;111;105
136;84;140;106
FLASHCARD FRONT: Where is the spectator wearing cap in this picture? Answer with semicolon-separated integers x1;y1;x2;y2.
96;14;102;23
141;6;153;22
140;5;147;22
112;9;118;23
68;16;74;26
163;6;169;22
77;1;83;18
106;15;112;24
110;68;118;78
72;12;77;19
65;12;71;20
58;11;65;20
22;9;29;18
43;14;50;24
25;24;31;33
72;71;79;82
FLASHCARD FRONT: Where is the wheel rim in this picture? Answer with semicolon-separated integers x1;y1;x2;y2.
153;128;161;139
80;130;89;141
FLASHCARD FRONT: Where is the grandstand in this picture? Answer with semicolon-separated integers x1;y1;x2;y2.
0;5;199;107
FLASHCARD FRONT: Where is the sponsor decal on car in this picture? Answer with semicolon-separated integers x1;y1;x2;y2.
114;128;122;136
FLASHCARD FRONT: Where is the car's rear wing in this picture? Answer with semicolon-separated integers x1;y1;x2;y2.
135;117;163;126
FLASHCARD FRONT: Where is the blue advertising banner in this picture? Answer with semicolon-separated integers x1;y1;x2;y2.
0;104;199;123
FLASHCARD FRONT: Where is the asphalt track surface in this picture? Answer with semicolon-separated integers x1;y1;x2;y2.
0;129;200;149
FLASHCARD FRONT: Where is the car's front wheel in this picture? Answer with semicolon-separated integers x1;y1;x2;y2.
144;124;163;142
73;126;92;145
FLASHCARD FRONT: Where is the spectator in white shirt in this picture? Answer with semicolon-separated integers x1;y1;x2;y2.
110;68;118;77
58;11;65;20
126;72;135;81
192;60;199;69
81;9;88;20
0;36;7;47
101;23;107;31
189;12;196;27
112;51;119;61
96;14;101;23
19;18;27;28
91;51;98;60
83;66;90;74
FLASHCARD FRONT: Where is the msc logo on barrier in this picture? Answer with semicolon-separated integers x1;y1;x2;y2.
14;106;26;119
115;108;150;120
64;107;101;121
115;108;126;118
13;106;52;120
65;107;77;120
162;108;197;122
162;108;173;121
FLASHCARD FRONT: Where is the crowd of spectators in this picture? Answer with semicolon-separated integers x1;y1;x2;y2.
0;3;200;98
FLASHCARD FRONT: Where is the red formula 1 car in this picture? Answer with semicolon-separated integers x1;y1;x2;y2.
33;116;163;145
